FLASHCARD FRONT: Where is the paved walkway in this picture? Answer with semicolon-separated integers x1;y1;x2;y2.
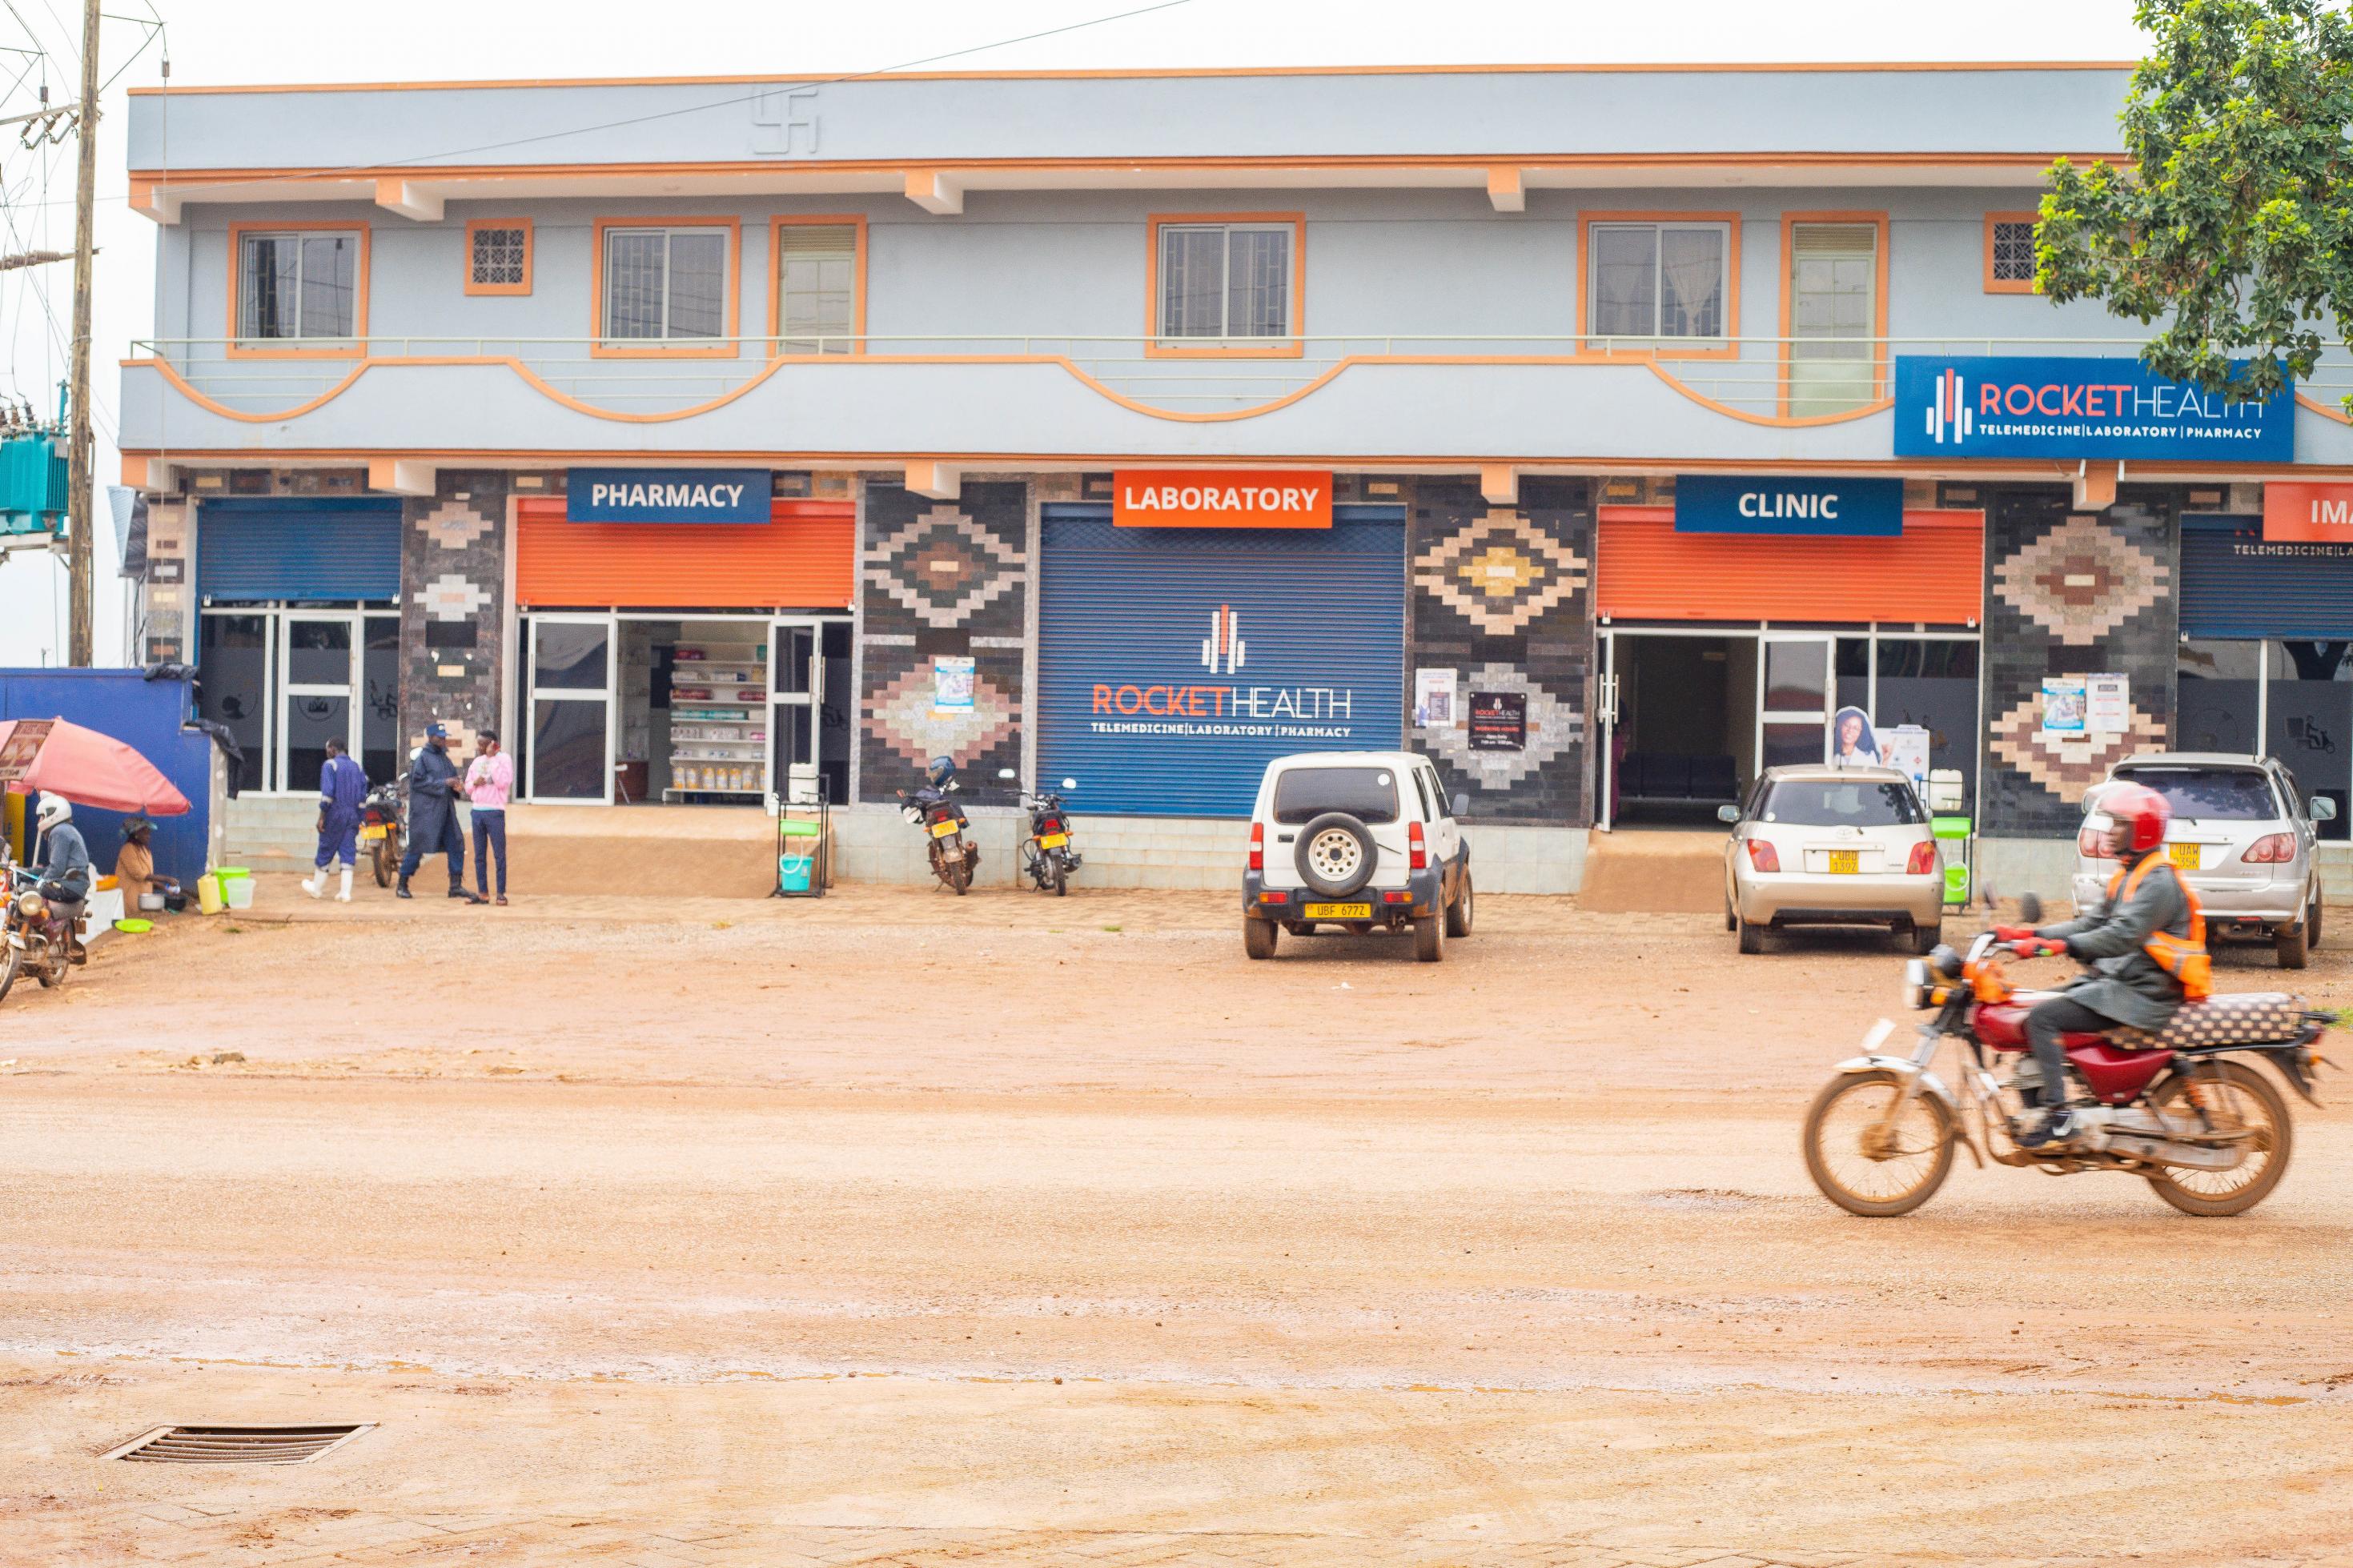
25;1507;2353;1568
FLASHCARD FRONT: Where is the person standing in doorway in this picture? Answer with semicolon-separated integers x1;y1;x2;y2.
303;738;369;902
398;723;482;902
465;730;513;905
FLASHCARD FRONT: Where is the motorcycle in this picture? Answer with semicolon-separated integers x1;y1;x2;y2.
361;780;406;889
1002;768;1082;895
897;765;979;895
0;862;86;1003
1803;892;2329;1218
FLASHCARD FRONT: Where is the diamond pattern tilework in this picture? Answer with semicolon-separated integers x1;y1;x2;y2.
1993;513;2169;647
866;664;1018;770
866;503;1025;629
1415;507;1588;636
1987;693;2166;803
1416;661;1583;791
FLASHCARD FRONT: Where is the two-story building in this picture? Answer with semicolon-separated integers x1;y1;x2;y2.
116;62;2353;895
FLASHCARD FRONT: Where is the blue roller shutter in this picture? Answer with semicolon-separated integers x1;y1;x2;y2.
2181;515;2353;640
197;498;403;601
1037;504;1406;817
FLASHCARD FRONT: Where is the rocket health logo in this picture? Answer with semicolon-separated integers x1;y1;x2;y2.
1087;605;1362;740
1893;355;2295;463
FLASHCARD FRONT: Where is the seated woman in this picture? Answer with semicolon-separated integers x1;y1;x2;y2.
113;816;177;908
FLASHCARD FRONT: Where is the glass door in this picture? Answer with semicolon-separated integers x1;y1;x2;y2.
1759;633;1836;769
1596;632;1621;830
199;612;275;792
769;618;824;807
528;614;616;803
279;612;358;795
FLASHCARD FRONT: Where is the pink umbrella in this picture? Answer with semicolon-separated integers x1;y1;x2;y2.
0;717;191;815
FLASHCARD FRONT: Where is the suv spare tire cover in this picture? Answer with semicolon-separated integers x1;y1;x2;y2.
1294;812;1379;898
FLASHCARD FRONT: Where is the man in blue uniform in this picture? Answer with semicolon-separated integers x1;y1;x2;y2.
302;737;369;903
396;724;482;902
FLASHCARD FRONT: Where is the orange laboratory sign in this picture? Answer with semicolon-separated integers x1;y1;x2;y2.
2263;483;2353;543
1113;470;1333;529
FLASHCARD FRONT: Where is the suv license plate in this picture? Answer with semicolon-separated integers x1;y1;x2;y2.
2169;843;2201;869
1304;902;1372;920
1827;849;1859;874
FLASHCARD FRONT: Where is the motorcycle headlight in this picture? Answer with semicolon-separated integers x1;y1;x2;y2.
1903;957;1931;1010
16;889;46;918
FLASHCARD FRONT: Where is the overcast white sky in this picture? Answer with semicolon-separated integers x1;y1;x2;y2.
0;0;2153;667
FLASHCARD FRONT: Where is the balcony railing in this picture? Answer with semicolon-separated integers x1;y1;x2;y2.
125;335;2353;426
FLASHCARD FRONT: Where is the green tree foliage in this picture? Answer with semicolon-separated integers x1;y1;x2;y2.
2038;0;2353;407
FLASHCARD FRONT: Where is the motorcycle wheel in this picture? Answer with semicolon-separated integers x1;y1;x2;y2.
1801;1069;1955;1217
0;943;17;1003
1051;854;1067;896
945;840;972;896
372;839;396;889
2144;1061;2292;1217
34;937;64;989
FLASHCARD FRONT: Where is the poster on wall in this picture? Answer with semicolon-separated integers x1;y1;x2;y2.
930;655;975;717
1414;668;1458;728
0;718;53;784
1879;724;1932;789
2085;673;2130;734
2041;676;2088;736
1468;691;1528;751
1829;706;1881;768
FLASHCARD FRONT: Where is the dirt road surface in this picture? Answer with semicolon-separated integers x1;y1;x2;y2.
2;876;2351;1566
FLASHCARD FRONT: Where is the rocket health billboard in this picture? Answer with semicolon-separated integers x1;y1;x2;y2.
1894;355;2295;463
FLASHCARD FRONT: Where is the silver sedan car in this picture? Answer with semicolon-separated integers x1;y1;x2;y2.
1720;765;1945;954
2074;752;2335;969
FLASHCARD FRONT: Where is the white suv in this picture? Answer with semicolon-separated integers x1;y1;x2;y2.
1242;751;1472;962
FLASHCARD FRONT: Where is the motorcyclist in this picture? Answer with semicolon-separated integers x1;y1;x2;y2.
32;796;91;964
1997;781;2208;1149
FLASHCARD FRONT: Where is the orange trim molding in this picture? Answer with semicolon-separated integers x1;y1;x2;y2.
1143;212;1307;359
588;215;744;359
224;221;371;359
1574;211;1741;361
1775;210;1891;419
464;218;534;296
1983;211;2040;294
765;215;868;355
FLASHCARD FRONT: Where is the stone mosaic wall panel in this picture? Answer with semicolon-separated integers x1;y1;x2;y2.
400;472;508;759
1407;476;1594;825
1980;487;2180;836
857;479;1030;801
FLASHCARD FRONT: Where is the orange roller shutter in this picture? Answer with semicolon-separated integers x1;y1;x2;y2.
515;498;854;608
1595;507;1983;624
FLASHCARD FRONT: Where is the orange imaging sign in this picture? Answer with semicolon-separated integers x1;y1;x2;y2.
1112;470;1333;529
2264;482;2353;543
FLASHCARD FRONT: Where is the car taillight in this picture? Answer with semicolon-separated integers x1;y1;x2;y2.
1408;819;1427;870
2243;832;2296;864
1907;840;1937;876
1248;822;1264;872
2077;825;2108;859
1745;838;1781;873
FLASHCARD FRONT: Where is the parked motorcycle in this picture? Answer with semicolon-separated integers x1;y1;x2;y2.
898;756;979;895
1001;769;1082;895
361;781;406;888
1803;892;2328;1218
0;862;86;1002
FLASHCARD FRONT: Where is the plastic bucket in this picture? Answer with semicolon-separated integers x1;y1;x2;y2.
195;876;225;916
223;876;255;911
778;852;814;893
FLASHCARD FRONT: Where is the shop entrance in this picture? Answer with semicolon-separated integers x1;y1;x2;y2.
518;612;850;807
198;604;400;793
1599;625;1980;828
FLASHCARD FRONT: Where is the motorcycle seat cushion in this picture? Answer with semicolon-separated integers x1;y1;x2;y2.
2113;993;2303;1051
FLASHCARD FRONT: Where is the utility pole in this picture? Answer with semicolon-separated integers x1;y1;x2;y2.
64;0;99;667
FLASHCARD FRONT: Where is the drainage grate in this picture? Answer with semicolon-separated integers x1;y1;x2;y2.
105;1424;371;1466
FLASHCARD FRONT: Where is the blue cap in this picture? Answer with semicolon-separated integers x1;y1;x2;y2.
425;722;448;740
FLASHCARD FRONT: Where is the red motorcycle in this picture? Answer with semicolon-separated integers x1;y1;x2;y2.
1804;892;2328;1217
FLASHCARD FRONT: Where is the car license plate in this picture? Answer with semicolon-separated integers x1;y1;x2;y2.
1040;832;1069;848
360;825;387;841
929;819;961;839
2169;843;2201;870
1304;902;1372;920
1828;849;1860;874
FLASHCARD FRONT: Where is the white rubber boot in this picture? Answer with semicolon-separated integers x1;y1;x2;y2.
302;871;324;900
335;867;353;903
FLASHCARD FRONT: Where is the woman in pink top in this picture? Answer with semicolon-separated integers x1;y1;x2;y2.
464;731;515;904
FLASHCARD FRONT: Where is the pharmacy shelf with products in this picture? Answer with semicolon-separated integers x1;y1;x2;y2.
665;639;769;800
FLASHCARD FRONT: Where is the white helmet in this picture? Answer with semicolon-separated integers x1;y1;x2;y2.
34;796;71;833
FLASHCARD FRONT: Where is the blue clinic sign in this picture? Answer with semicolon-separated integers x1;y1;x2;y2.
566;467;772;523
1675;475;1903;537
1893;356;2295;463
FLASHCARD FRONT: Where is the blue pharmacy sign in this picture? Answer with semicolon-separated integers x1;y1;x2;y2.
566;467;772;523
1894;356;2295;463
1675;475;1903;537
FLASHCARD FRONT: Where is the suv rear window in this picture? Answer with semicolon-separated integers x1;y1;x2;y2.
1759;779;1925;827
1271;765;1401;824
2110;767;2279;821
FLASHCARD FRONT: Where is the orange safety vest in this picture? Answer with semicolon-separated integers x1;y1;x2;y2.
2106;856;2213;1001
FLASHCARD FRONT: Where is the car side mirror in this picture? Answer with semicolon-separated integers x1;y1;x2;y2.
2314;797;2338;823
1717;804;1741;824
1451;792;1470;817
